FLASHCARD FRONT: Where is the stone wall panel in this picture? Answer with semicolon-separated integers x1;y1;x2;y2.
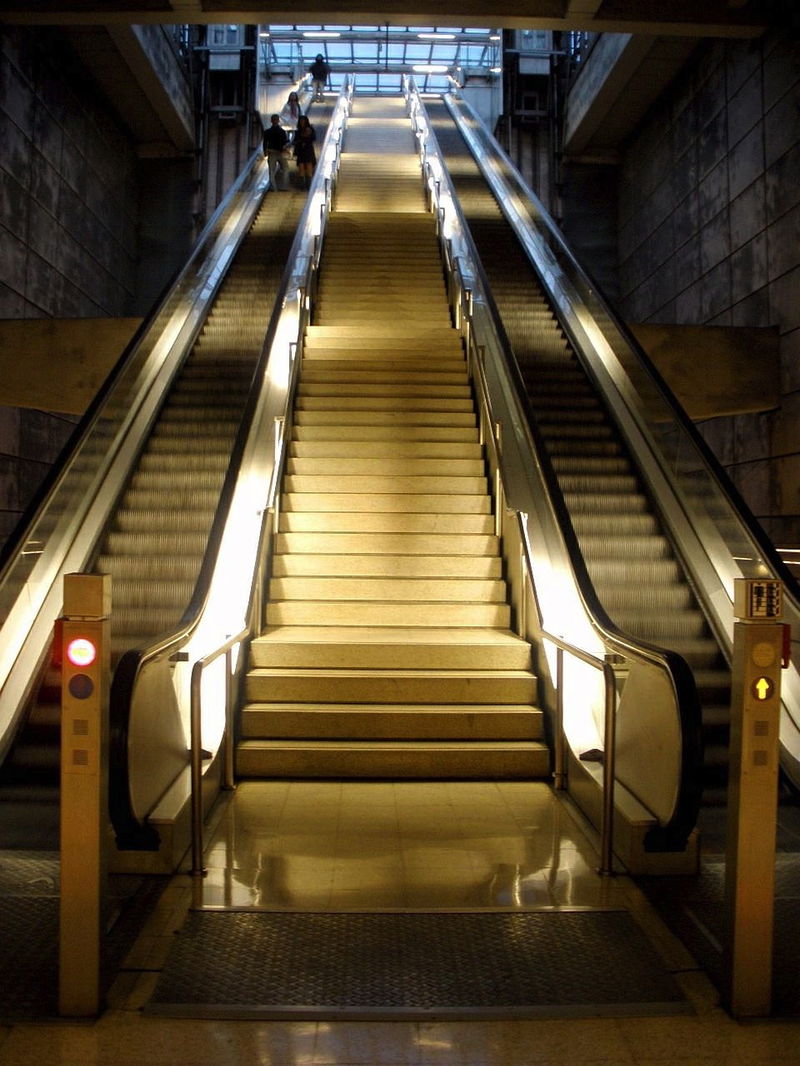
0;280;33;318
734;409;773;462
0;25;143;540
731;284;770;327
700;210;731;273
764;87;800;167
0;225;27;293
672;189;699;249
30;151;59;217
730;177;766;249
698;159;729;226
765;143;799;222
699;109;728;178
728;121;765;199
731;232;768;303
727;70;763;147
618;32;799;542
779;328;800;393
726;38;762;97
767;203;800;282
0;170;29;241
701;259;731;321
763;36;800;110
769;265;800;330
0;109;32;186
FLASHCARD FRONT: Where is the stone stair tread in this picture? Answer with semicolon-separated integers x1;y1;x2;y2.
277;522;496;538
290;442;480;456
269;578;507;602
299;372;468;384
271;556;501;577
240;705;543;739
297;385;472;397
286;458;483;474
256;625;529;646
242;702;540;714
306;325;454;336
247;667;537;681
296;397;474;409
238;739;548;752
299;359;466;372
284;474;487;491
266;602;511;626
281;494;491;514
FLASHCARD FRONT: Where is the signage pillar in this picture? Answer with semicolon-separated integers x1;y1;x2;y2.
59;573;111;1017
725;578;784;1018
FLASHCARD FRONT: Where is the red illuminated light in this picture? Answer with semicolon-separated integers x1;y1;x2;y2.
66;637;97;668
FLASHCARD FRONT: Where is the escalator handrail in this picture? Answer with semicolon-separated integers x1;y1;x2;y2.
408;83;703;844
109;85;354;846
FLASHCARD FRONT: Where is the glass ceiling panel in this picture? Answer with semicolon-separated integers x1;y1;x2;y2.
261;24;501;93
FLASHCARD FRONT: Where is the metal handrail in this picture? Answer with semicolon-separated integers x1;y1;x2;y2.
189;626;248;877
539;629;617;877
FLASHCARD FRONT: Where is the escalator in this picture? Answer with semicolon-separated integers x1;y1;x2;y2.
427;99;730;803
422;93;800;819
0;100;335;856
96;194;301;657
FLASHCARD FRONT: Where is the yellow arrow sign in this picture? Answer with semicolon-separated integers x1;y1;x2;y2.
752;676;775;701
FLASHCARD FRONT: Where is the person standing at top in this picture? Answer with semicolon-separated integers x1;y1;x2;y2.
262;113;288;191
280;90;301;136
309;54;329;101
293;114;317;189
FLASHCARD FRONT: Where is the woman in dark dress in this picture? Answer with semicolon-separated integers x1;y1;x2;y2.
293;115;316;189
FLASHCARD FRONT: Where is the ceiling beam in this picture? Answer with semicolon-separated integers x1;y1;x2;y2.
0;1;786;37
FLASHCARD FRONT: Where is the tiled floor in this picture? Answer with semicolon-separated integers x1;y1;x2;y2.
1;780;798;1064
196;781;630;911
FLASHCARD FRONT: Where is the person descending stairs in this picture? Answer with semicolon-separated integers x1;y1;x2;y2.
237;97;549;779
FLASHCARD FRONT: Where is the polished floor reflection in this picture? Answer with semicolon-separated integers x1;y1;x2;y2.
2;780;799;1065
196;780;628;911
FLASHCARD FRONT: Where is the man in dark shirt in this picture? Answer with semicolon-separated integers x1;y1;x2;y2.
309;54;329;100
262;113;289;191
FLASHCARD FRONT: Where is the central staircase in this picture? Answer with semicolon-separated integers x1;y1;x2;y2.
237;97;549;779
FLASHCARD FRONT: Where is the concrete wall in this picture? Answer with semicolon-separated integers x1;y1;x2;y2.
0;26;142;544
560;161;620;302
617;31;800;548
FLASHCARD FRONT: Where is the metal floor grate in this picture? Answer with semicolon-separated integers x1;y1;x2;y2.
147;909;690;1020
0;851;168;1020
640;857;800;1018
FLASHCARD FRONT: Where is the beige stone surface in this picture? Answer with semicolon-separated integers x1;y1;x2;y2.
630;322;780;420
0;318;141;414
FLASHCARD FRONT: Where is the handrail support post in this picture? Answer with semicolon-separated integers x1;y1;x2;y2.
553;645;567;790
599;657;618;876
